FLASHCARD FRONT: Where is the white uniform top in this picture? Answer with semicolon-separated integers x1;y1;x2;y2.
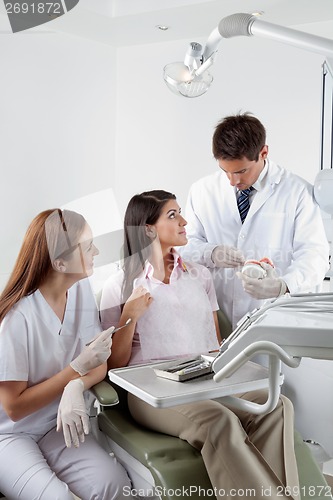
100;251;219;365
0;279;101;436
180;159;329;328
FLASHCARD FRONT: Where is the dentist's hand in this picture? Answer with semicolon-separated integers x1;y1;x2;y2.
237;262;287;300
70;326;114;376
57;379;88;448
212;245;245;268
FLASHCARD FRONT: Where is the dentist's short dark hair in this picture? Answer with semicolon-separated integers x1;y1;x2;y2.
212;112;266;162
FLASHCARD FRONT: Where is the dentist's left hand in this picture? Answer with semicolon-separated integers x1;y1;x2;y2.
57;379;89;448
237;262;287;300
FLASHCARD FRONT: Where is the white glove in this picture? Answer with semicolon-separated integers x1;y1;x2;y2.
57;379;89;448
212;245;245;268
70;326;114;376
237;262;287;300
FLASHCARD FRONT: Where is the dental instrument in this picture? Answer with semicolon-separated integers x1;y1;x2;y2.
86;318;132;346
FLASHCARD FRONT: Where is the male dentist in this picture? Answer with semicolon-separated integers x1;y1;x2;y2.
181;113;329;329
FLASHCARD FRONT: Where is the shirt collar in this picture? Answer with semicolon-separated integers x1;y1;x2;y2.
234;160;269;196
252;159;269;192
142;249;186;281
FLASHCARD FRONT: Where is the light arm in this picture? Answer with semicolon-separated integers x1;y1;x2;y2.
214;345;300;415
217;13;333;57
164;12;333;97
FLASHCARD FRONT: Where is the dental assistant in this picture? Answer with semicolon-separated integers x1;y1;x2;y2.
101;190;304;500
0;209;132;500
180;113;329;328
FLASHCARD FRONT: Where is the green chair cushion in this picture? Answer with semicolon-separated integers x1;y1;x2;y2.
98;409;212;496
294;430;329;499
91;380;119;406
217;309;233;339
97;383;213;498
97;380;331;500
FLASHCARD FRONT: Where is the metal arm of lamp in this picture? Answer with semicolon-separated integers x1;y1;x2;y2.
163;12;333;97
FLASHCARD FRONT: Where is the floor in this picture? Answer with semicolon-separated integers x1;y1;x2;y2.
324;459;333;490
324;473;333;490
324;459;333;476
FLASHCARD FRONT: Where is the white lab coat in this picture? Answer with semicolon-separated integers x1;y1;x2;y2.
180;160;329;328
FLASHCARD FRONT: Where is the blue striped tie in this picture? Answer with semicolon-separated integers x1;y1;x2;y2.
237;187;253;223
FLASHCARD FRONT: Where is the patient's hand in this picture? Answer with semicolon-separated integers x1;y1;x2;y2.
123;286;153;321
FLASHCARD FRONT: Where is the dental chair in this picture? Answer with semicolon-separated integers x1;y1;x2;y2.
90;381;327;500
90;381;213;499
89;305;328;500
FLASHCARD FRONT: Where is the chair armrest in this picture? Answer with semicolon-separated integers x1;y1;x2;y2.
90;380;119;406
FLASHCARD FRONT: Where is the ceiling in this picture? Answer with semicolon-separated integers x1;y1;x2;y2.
0;0;333;44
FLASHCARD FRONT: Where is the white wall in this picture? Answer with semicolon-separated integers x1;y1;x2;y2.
114;21;333;215
0;33;117;290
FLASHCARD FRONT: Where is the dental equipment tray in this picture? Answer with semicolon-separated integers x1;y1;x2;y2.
153;355;213;381
108;359;275;408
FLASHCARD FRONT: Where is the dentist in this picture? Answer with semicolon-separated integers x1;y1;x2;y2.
180;113;329;328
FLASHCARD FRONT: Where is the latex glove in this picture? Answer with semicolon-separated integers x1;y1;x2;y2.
212;245;245;268
70;326;114;376
237;262;287;300
57;379;89;448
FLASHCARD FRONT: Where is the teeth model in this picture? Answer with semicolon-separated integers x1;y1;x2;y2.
241;257;274;279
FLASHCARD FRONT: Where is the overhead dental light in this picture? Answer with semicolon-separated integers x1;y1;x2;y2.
163;12;333;98
164;41;214;97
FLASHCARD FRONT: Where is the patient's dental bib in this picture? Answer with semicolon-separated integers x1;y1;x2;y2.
133;262;218;362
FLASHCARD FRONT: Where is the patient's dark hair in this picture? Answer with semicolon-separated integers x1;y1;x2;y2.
122;190;176;303
212;112;266;162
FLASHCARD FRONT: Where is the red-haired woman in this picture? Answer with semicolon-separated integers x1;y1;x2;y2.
0;209;132;499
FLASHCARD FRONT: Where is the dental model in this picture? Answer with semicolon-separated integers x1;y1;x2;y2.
241;257;274;279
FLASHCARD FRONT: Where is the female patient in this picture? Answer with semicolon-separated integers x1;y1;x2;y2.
101;190;306;500
0;209;132;500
